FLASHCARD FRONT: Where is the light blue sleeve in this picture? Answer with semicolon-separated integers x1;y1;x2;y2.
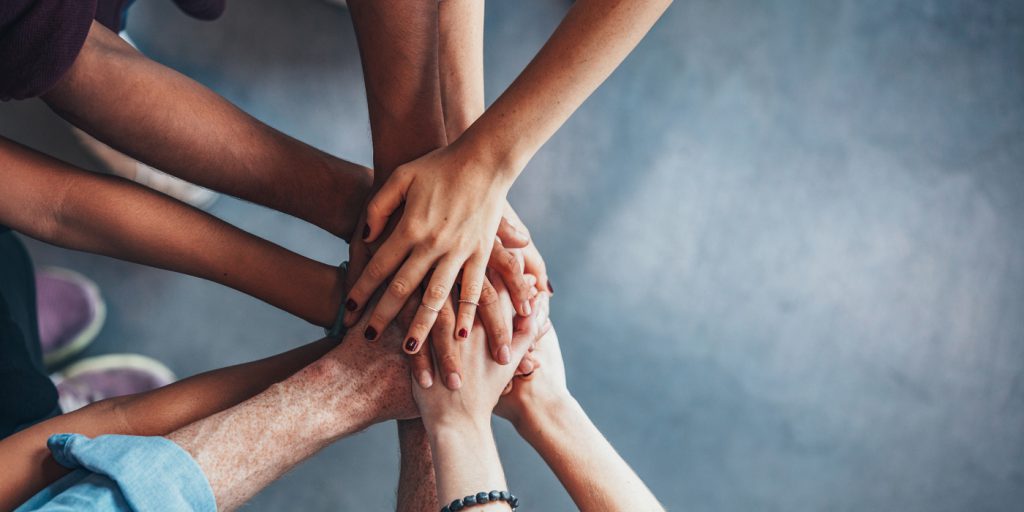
15;433;216;512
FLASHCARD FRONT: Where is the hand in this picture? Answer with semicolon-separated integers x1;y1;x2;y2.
500;202;552;295
495;298;569;429
344;143;525;357
413;291;551;429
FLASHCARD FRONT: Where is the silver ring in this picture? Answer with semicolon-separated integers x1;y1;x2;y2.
457;299;479;307
420;303;442;313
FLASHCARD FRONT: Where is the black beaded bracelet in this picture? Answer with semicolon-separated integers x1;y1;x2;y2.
440;490;518;512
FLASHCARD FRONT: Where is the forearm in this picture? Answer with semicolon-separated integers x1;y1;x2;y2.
439;0;486;140
0;337;337;511
396;419;439;512
0;138;343;327
167;334;397;511
42;21;371;239
515;395;664;511
427;419;510;511
459;0;672;179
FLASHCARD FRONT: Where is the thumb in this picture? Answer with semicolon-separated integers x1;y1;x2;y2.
364;170;411;242
496;216;530;249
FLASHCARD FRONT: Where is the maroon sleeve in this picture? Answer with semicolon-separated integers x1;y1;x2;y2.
0;0;97;101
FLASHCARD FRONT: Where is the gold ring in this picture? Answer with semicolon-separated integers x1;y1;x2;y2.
420;303;442;313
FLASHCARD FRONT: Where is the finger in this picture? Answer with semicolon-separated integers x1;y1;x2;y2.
409;343;434;389
478;278;512;365
404;257;463;379
455;253;488;341
501;379;515;396
366;253;434;344
427;295;462;390
363;168;412;243
488;242;533;317
496;215;530;249
509;297;543;363
343;231;415;327
522;241;551;294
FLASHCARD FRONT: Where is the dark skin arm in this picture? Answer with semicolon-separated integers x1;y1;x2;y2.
41;20;371;241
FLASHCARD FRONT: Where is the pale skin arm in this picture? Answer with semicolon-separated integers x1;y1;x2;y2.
0;136;349;327
0;337;338;510
496;326;664;511
41;20;371;240
347;0;671;358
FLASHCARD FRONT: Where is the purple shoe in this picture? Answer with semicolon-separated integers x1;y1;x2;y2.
51;354;177;413
36;267;107;367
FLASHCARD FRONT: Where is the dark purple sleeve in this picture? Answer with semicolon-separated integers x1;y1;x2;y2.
0;0;98;101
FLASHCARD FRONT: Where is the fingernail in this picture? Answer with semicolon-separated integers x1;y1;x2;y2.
362;224;370;239
521;301;532;316
447;373;462;390
521;359;534;374
345;298;358;311
547;280;554;294
404;337;418;352
498;345;511;365
364;326;377;341
458;328;468;339
418;370;433;389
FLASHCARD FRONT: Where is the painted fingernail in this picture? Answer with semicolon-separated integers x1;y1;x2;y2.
364;326;377;341
447;373;462;390
362;224;370;239
418;370;433;389
547;280;554;294
345;298;358;311
498;345;511;365
458;328;468;339
405;337;418;352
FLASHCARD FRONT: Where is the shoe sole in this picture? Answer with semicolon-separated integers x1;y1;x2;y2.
41;267;108;368
54;353;177;385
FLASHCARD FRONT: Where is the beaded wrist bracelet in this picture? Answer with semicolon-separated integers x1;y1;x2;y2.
440;490;519;512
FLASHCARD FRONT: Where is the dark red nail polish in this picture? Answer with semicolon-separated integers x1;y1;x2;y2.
547;280;554;294
405;337;418;351
364;326;377;341
362;224;370;239
345;298;358;311
458;328;468;338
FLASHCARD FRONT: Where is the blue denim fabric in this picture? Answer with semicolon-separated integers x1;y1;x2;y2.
15;433;216;512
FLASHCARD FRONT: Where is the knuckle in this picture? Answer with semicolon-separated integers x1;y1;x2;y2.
435;306;456;325
440;353;460;371
412;319;433;335
387;278;411;298
499;251;519;272
426;284;448;302
478;286;499;306
366;260;388;281
461;281;483;299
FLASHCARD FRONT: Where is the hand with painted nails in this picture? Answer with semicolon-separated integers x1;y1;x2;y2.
412;289;550;431
343;142;528;360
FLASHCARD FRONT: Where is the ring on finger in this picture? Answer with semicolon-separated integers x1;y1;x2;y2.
420;302;443;313
457;299;479;307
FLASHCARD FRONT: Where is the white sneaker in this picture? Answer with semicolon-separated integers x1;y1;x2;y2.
51;354;177;413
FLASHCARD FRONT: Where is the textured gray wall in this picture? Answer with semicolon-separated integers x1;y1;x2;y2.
1;1;1022;510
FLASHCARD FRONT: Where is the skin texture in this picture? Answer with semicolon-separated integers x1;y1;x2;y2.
0;136;347;328
414;293;551;512
495;328;665;511
0;337;339;510
41;20;372;241
347;0;672;354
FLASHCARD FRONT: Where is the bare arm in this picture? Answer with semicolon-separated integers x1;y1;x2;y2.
41;20;371;240
0;136;347;327
0;337;338;510
496;324;664;511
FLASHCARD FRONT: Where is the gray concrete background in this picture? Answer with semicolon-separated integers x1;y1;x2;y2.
2;0;1023;510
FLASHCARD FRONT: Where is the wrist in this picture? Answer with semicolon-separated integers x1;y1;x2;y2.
512;391;579;435
453;126;524;189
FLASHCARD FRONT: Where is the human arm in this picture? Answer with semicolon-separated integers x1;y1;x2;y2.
413;291;550;512
0;136;347;327
0;336;338;510
346;0;669;354
495;317;664;511
41;20;371;240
